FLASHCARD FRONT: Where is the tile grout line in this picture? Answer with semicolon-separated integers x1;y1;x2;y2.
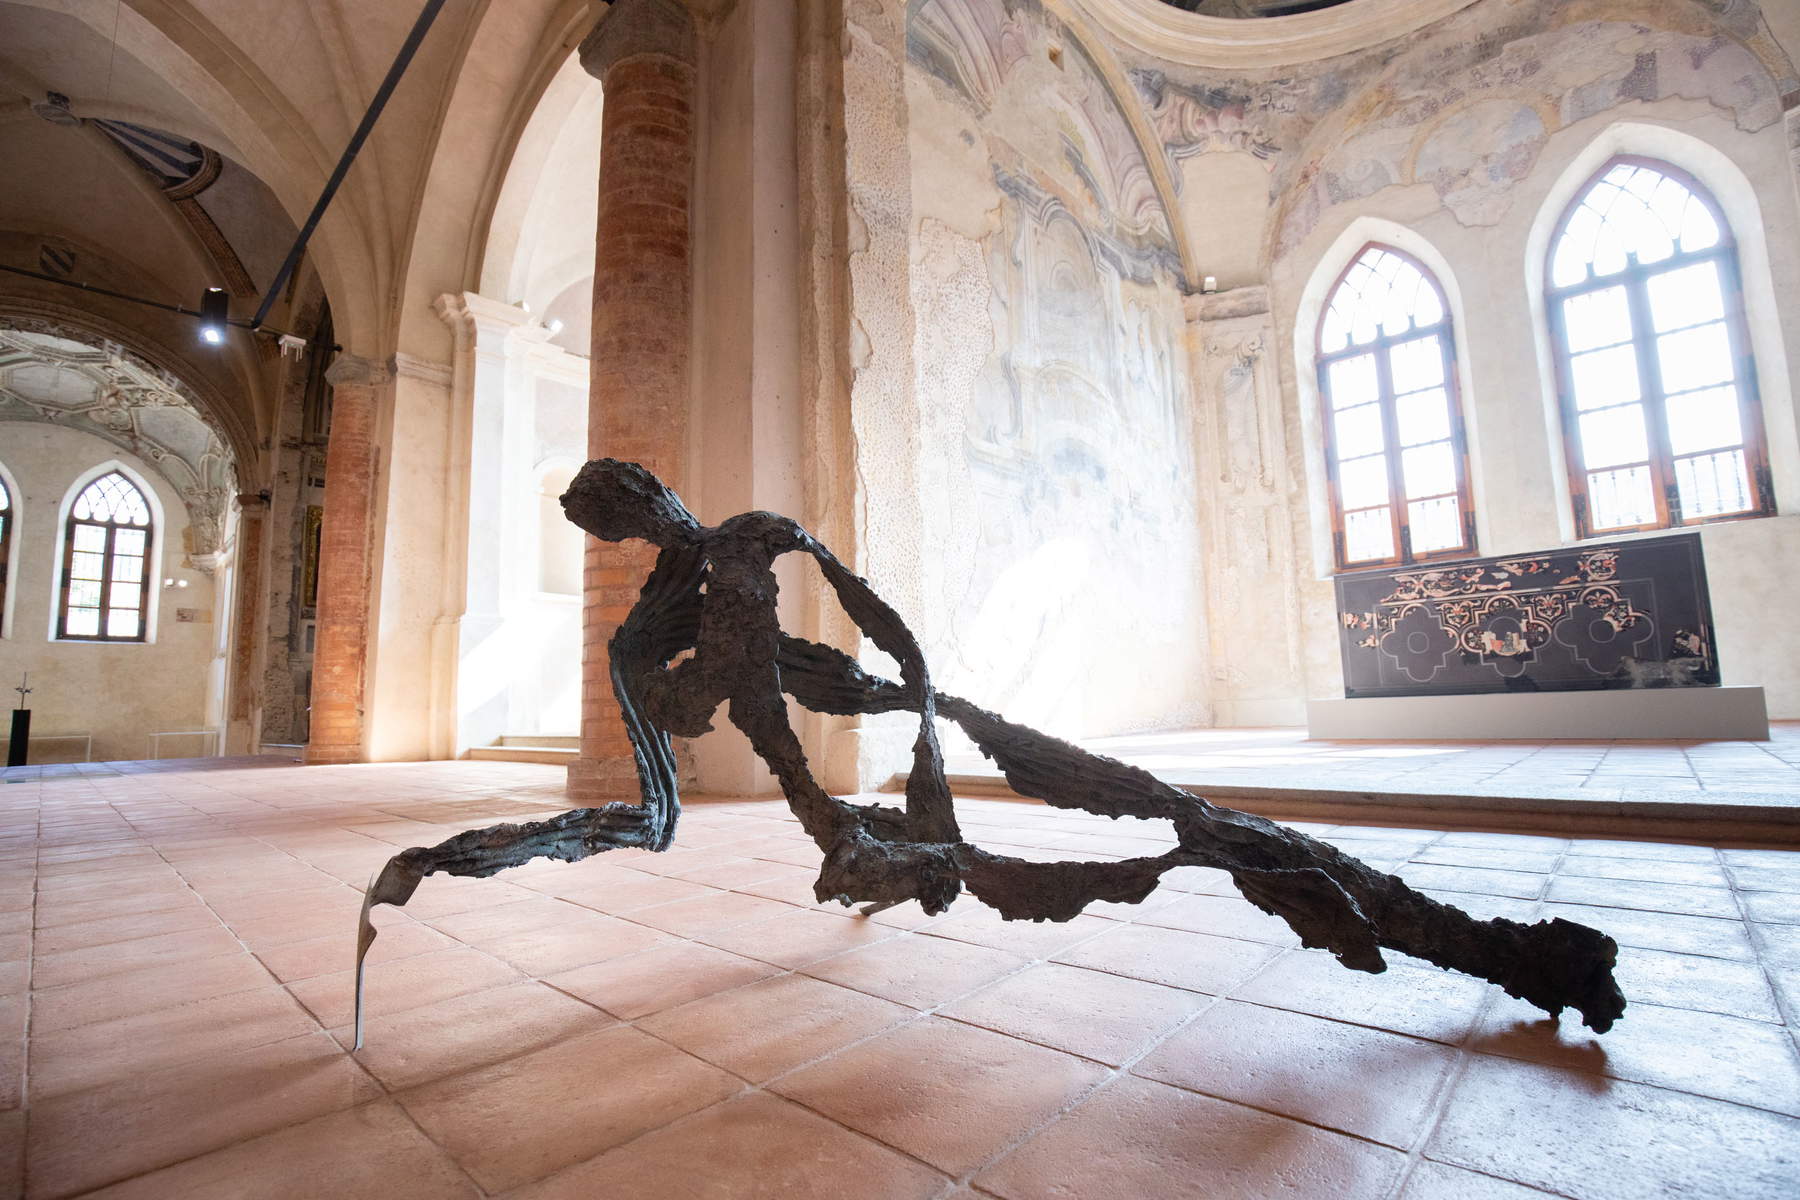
33;787;448;1200
1717;845;1800;1059
15;779;44;1200
1384;831;1564;1200
18;771;1800;1198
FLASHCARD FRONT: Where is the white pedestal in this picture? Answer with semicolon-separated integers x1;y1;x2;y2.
1307;686;1769;741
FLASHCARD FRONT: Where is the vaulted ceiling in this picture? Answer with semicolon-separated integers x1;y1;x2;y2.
0;0;596;484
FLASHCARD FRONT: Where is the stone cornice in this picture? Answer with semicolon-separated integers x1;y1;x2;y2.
436;291;539;338
392;352;454;387
1068;0;1483;70
1186;285;1271;323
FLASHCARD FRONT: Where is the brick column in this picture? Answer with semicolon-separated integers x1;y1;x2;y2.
568;0;697;801
307;355;386;765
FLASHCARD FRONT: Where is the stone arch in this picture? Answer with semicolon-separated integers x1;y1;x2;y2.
0;297;253;479
2;0;402;356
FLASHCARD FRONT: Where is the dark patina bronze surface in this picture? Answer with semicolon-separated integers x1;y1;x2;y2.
354;459;1625;1048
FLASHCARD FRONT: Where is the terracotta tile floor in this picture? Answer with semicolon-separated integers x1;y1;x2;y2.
947;722;1800;805
2;757;1799;1198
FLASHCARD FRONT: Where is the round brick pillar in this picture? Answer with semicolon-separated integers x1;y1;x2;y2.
306;355;387;765
568;0;697;801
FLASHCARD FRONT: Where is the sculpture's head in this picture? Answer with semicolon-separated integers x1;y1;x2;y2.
561;458;702;548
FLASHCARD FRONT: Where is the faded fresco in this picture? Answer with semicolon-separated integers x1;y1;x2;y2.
1121;0;1799;260
903;0;1206;737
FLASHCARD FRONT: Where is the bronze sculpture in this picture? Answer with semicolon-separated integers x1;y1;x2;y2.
354;459;1624;1048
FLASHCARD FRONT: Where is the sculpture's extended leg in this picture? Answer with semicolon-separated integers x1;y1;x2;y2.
351;803;661;1048
773;634;1625;1033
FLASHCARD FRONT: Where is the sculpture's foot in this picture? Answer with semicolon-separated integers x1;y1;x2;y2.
353;853;430;1050
1497;917;1626;1033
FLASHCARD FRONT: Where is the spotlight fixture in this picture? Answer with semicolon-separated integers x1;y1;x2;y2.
30;91;80;127
199;287;229;345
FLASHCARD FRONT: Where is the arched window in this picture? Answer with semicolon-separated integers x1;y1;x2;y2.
1317;244;1474;569
0;472;13;629
59;471;154;641
1546;157;1772;536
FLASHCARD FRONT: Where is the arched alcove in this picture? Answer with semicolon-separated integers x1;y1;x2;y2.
442;46;599;756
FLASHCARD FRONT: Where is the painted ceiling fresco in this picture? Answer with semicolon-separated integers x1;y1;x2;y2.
1159;0;1358;17
910;0;1181;279
0;329;236;559
1118;0;1798;257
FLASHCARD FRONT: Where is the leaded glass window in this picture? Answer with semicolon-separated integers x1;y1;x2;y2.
1318;244;1475;569
59;471;153;641
1546;158;1772;535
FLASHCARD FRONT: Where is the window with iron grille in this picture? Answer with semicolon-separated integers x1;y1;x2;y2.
1546;157;1773;536
1317;243;1476;570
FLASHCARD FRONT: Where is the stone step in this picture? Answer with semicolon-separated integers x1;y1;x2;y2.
468;745;577;766
936;772;1800;845
497;734;580;749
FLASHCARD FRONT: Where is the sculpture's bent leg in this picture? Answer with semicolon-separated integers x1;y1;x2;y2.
720;689;962;916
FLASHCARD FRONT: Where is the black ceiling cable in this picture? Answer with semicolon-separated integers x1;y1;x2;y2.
0;262;340;351
249;0;449;332
3;0;444;355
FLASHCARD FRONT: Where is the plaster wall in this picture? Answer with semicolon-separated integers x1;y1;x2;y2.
0;424;215;762
441;293;588;753
893;0;1209;744
365;357;461;762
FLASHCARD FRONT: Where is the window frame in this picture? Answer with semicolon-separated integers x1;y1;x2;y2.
1545;155;1775;539
1316;242;1478;572
56;471;155;644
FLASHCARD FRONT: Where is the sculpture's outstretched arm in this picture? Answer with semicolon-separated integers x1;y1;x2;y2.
773;633;1625;1033
350;543;707;1047
800;541;960;846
